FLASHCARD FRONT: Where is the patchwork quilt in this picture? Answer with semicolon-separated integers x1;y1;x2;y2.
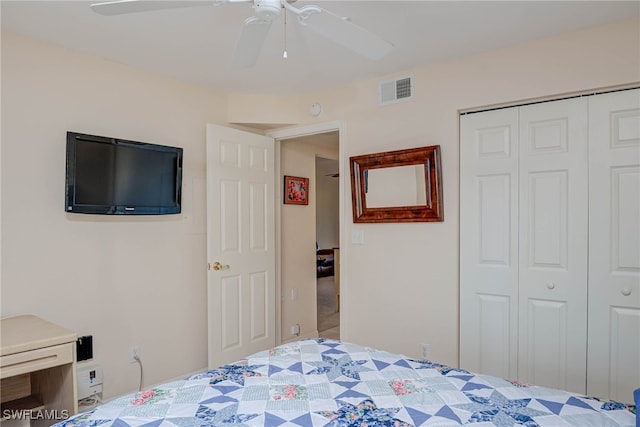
55;339;636;426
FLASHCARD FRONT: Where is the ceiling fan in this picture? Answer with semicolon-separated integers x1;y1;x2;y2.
90;0;394;68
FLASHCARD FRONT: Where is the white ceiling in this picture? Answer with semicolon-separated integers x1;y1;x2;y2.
2;1;638;96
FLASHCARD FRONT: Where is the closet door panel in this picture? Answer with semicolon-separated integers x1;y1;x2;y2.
518;98;588;394
588;89;640;402
460;109;519;379
525;299;568;388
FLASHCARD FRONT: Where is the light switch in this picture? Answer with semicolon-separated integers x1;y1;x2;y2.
352;230;364;245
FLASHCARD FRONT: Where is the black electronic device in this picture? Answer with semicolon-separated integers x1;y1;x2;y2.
76;335;93;361
65;131;183;215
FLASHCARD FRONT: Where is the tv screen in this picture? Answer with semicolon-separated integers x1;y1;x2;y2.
65;131;183;215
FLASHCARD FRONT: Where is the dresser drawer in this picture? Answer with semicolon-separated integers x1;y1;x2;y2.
0;343;73;379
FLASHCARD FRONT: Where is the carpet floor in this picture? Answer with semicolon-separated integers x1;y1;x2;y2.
317;276;339;333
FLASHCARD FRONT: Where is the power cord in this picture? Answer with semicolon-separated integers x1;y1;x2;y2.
78;394;102;409
133;354;144;391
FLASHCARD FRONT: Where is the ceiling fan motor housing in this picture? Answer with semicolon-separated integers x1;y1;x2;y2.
254;0;281;20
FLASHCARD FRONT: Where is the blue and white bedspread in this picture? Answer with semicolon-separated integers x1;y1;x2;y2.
56;339;636;426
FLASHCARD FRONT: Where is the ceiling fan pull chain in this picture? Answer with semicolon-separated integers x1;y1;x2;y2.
282;3;288;59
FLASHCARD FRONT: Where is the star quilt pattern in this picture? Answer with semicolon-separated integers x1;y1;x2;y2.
54;339;636;426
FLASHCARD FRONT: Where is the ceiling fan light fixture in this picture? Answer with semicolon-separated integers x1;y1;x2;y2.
254;0;281;20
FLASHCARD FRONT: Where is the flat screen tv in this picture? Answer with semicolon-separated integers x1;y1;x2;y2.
65;131;183;215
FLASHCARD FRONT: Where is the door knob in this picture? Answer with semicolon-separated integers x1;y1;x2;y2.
209;261;230;271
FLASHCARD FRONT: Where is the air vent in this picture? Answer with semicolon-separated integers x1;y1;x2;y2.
379;76;413;105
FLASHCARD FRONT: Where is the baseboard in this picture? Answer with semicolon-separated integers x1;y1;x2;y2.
280;330;318;344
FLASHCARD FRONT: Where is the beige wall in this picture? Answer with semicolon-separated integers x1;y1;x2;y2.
1;32;227;398
315;158;339;250
243;18;640;366
336;18;639;365
280;139;338;341
1;17;638;401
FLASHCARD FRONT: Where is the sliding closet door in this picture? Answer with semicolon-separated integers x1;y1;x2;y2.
517;98;588;394
460;108;519;379
587;89;640;402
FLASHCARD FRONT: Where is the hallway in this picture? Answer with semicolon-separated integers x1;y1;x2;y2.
317;275;339;340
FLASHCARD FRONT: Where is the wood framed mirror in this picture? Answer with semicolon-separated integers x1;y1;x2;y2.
349;145;443;223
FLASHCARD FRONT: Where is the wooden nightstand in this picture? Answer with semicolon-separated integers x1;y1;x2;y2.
1;315;77;426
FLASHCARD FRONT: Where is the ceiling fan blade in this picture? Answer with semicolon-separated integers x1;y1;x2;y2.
297;6;393;60
90;0;211;16
233;16;273;68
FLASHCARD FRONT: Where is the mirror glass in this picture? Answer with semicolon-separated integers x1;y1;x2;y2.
366;165;426;208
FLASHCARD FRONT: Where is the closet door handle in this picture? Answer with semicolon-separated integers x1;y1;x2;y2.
621;288;632;296
546;282;556;290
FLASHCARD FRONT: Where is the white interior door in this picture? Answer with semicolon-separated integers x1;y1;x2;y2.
587;89;640;402
517;98;588;394
460;108;519;379
206;124;275;368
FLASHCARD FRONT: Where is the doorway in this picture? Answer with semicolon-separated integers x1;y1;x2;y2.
316;156;340;339
269;122;344;344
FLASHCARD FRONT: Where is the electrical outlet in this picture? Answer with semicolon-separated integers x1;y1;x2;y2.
421;343;430;360
130;346;140;363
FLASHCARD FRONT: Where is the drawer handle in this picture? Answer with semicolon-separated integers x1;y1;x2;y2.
546;282;556;290
621;288;632;296
3;354;57;370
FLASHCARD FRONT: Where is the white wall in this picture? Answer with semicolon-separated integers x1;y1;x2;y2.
232;18;640;366
2;17;638;404
1;32;227;398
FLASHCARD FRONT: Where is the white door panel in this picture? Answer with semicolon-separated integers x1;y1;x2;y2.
518;98;588;394
206;124;275;368
460;108;519;380
461;88;639;401
524;299;568;388
587;89;640;402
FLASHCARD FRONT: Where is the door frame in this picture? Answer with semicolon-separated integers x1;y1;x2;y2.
267;121;346;345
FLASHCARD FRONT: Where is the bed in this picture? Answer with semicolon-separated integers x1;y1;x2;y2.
55;338;636;426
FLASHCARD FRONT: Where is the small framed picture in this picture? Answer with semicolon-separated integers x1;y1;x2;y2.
284;175;309;205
